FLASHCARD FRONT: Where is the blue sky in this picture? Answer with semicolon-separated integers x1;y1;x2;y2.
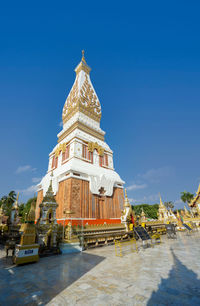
0;1;200;208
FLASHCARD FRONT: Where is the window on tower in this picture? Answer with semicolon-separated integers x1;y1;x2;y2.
52;155;58;169
55;157;58;168
82;144;93;163
99;153;109;167
62;144;70;162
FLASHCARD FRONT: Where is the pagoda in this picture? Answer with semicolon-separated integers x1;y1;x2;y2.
36;52;124;225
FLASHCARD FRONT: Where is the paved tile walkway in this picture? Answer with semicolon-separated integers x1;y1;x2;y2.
0;232;200;305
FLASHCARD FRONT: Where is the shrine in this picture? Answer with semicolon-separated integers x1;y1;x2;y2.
36;52;124;225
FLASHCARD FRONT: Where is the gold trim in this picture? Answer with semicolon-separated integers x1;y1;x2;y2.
54;142;67;157
58;121;104;143
62;73;101;124
75;62;91;75
88;142;104;156
14;255;39;265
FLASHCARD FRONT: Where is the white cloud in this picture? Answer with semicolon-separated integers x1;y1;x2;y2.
32;177;42;183
126;183;147;191
138;166;173;183
17;184;38;195
15;165;37;174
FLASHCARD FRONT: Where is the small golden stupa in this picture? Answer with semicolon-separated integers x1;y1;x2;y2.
14;199;39;265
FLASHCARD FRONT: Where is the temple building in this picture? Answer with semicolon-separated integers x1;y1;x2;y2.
36;52;124;225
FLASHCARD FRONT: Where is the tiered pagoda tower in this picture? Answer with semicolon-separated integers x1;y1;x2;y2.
36;52;124;225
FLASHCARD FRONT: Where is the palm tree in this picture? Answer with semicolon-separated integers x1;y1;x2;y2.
180;191;194;205
0;191;17;216
8;191;17;203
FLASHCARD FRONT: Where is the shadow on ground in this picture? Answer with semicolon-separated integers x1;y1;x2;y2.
147;249;200;306
0;249;105;305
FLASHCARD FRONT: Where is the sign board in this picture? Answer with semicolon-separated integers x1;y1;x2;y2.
134;226;151;241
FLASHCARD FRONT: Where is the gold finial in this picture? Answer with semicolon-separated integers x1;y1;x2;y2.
159;193;164;206
82;50;86;64
16;192;19;201
141;208;145;216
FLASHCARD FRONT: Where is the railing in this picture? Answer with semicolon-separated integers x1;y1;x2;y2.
115;238;138;257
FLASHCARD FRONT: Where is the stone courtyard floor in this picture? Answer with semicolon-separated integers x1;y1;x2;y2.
0;232;200;305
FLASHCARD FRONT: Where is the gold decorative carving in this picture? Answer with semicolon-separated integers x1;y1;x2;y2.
88;142;104;156
54;142;67;157
62;71;101;124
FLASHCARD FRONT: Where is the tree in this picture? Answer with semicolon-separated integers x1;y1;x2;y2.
20;197;36;223
0;192;37;223
164;201;174;210
132;204;159;220
180;191;194;205
0;191;17;216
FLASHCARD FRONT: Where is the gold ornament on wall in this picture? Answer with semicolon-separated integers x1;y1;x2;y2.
88;142;104;156
54;142;67;157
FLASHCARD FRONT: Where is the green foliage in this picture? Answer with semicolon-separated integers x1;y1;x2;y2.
132;204;159;220
0;190;37;223
180;191;194;204
20;197;36;223
164;201;174;210
0;191;17;216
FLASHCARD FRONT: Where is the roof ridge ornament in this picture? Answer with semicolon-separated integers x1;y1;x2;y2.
75;50;91;75
81;50;86;64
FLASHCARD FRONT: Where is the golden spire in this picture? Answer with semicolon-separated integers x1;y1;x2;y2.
75;50;91;75
27;199;36;223
141;208;145;217
81;50;86;64
124;189;131;207
159;194;164;207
